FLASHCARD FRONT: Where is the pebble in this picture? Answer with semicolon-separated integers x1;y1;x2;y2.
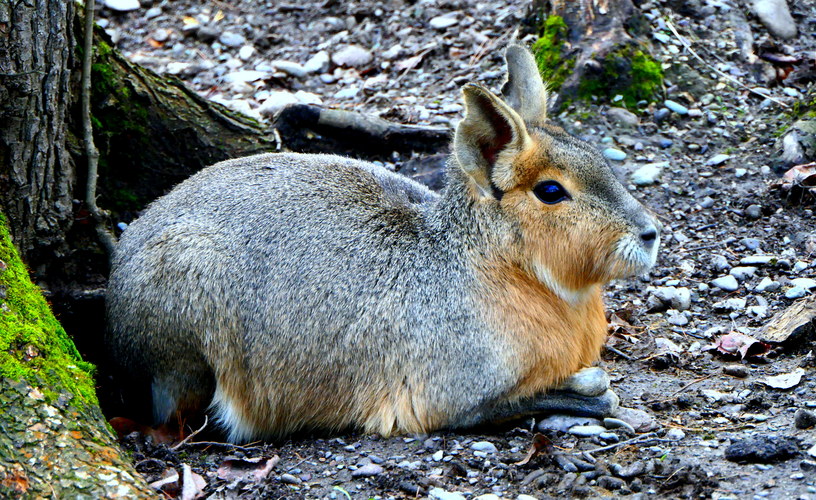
744;204;762;219
631;162;666;186
223;70;267;84
280;473;302;485
793;261;808;273
607;107;639;127
658;137;673;148
568;425;608;437
810;444;816;459
272;60;307;78
429;13;459;29
725;436;799;464
474;496;501;500
712;275;739;292
429;488;466;500
751;0;798;39
603;148;627;161
785;286;807;299
754;276;777;291
351;463;384;477
654;108;671;122
334;87;360;99
664;99;689;115
145;6;161;18
332;45;373;68
599;432;620;442
741;238;762;251
613;407;658;432
219;31;247;48
470;441;497;453
517;496;538;500
431;450;443;461
706;153;731;166
238;45;255;61
666;310;690;326
258;91;299;117
792;278;816;289
729;266;757;281
195;26;219;43
794;409;816;429
699;196;715;209
724;365;750;378
711;255;730;272
303;51;330;74
802;460;816;471
603;418;636;435
104;0;140;12
665;428;686;441
538;415;602;433
740;255;775;266
653;286;691;311
558;367;609;397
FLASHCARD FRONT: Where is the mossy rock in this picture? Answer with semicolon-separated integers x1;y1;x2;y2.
0;213;97;407
577;44;663;109
531;16;575;92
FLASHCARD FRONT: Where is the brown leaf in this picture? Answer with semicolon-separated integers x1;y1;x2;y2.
708;332;771;359
783;162;816;188
515;433;553;466
217;455;280;482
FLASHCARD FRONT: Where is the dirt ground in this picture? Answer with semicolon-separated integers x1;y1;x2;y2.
92;0;816;498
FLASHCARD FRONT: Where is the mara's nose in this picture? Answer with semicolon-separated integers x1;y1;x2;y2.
640;225;659;247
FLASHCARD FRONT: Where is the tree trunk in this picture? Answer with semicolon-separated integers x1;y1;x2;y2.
525;0;663;109
0;0;76;266
0;215;152;498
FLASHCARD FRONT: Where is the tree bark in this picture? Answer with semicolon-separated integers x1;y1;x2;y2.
0;215;152;498
0;0;76;265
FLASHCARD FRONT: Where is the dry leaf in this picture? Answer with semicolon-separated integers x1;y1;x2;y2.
217;455;279;482
515;433;553;466
213;10;225;22
708;332;771;359
182;16;199;27
394;53;424;72
760;367;805;390
147;39;164;48
181;464;206;500
783;162;816;188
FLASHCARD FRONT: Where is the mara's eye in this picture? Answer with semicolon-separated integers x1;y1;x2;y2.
533;181;570;205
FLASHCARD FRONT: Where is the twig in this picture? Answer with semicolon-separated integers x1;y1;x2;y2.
179;441;259;452
81;0;117;259
604;344;634;360
664;19;789;108
663;374;712;401
577;432;662;455
170;415;208;451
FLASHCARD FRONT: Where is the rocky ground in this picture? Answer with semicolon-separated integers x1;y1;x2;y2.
93;0;816;498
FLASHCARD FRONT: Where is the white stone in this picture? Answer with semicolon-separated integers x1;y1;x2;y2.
429;13;459;29
272;60;307;78
665;428;686;441
104;0;140;12
751;0;798;39
304;51;330;73
429;488;466;500
568;425;607;437
238;45;255;61
740;255;775;266
258;91;299;117
223;70;268;84
792;278;816;289
631;162;666;186
294;91;323;105
332;45;373;68
754;277;780;292
219;31;246;48
712;275;739;292
729;266;757;281
470;441;497;453
603;148;627;161
706;154;732;166
334;87;359;100
786;286;807;299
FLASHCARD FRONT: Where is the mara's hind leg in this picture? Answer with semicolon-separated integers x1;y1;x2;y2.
450;367;619;429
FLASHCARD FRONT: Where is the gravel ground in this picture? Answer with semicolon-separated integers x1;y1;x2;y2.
98;0;816;498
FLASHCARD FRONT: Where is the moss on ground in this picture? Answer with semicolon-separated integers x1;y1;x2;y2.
0;214;97;406
578;44;663;109
531;16;575;92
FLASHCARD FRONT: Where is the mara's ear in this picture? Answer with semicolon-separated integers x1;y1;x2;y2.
501;43;548;124
453;83;531;198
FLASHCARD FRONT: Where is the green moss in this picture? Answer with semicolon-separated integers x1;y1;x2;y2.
531;16;575;92
0;214;97;406
578;45;663;109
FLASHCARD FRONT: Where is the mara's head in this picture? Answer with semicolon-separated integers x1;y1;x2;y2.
453;44;660;300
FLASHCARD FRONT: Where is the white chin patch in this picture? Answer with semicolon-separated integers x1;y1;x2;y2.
532;261;594;306
614;234;659;277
